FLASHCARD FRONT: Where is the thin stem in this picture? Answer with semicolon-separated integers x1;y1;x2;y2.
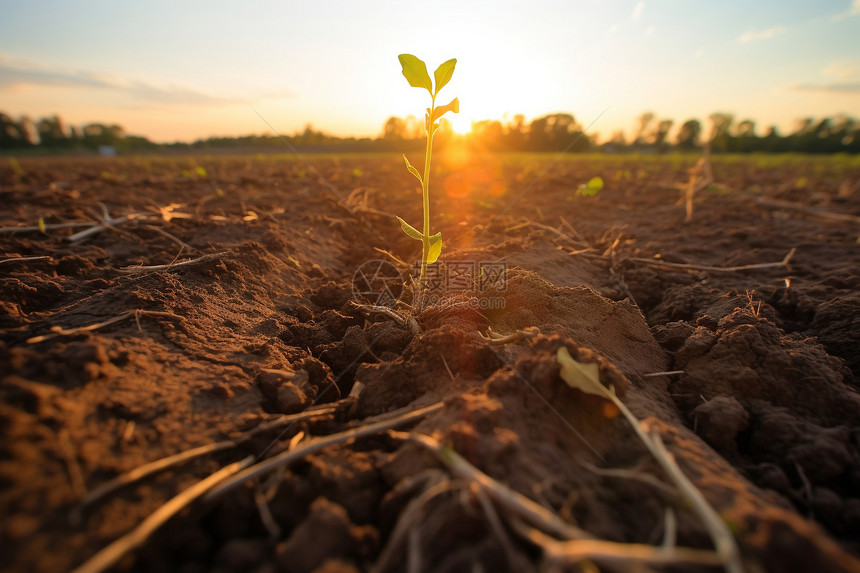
418;93;436;307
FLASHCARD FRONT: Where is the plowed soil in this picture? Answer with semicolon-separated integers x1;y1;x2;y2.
1;151;859;573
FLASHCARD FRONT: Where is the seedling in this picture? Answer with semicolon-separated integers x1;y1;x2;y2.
578;176;604;197
396;54;459;306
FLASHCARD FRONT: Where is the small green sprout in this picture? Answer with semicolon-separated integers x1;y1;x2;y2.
396;53;459;304
578;176;604;197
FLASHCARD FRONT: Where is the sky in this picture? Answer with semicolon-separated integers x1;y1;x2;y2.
1;0;859;143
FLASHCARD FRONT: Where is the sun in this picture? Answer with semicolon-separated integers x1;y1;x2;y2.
449;114;472;135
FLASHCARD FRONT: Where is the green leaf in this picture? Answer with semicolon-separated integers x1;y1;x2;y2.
403;154;422;183
433;58;457;95
398;54;432;93
431;97;459;122
579;176;604;196
427;232;442;264
396;215;422;241
556;347;607;399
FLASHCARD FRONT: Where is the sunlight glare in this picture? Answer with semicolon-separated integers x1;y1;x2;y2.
450;114;472;135
392;20;555;138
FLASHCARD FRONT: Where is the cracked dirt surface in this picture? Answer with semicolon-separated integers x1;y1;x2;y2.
1;152;859;572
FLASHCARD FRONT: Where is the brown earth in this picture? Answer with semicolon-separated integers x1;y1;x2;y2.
1;151;859;573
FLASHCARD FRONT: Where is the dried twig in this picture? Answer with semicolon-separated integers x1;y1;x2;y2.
395;431;593;541
661;507;678;548
641;371;685;378
593;380;743;573
27;310;179;343
560;246;600;258
71;442;232;521
750;196;860;225
559;217;585;242
373;247;409;267
641;423;744;573
27;309;182;344
473;485;536;572
401;432;727;570
350;301;420;335
372;476;459;573
795;462;814;518
58;429;87;499
254;486;281;540
356;205;399;218
0;255;52;265
505;220;592;250
66;212;151;243
479;326;539;345
579;461;678;498
684;152;713;223
351;301;409;325
143;224;195;252
71;456;253;573
440;354;456;382
0;221;93;234
205;402;444;501
516;523;724;569
255;432;306;540
73;404;338;517
116;251;227;273
628;247;795;274
557;348;743;573
602;232;624;268
152;203;193;222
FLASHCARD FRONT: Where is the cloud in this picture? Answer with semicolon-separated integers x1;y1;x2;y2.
0;54;116;90
122;81;243;105
737;26;788;43
823;60;860;80
631;1;645;21
790;59;860;93
790;82;860;94
0;53;243;105
832;0;860;20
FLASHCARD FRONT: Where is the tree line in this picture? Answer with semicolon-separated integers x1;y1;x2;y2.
2;110;858;154
0;113;156;153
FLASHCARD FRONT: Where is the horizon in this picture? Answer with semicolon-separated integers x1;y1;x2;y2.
1;1;859;144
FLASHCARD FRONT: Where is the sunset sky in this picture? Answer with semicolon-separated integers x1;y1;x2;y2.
1;0;859;143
